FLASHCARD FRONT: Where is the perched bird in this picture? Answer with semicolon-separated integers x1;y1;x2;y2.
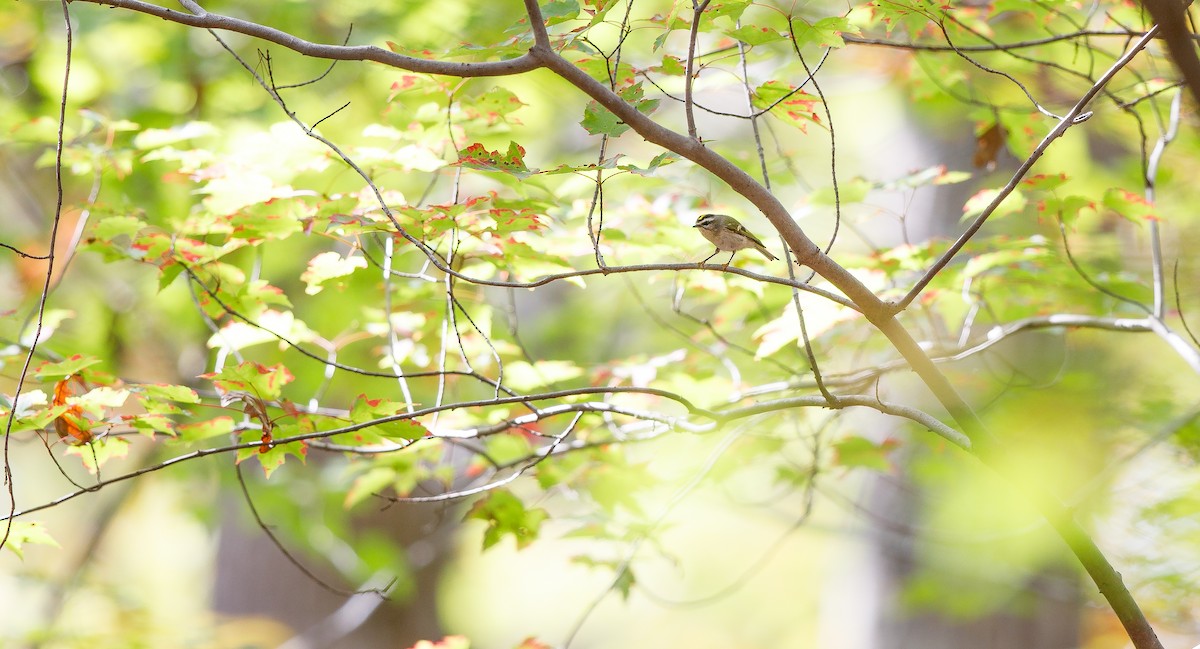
692;213;778;266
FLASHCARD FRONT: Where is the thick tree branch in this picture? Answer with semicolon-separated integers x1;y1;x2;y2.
1140;0;1200;106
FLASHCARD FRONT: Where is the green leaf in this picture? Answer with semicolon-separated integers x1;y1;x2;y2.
725;24;785;45
574;57;636;87
1;392;67;434
1022;172;1070;192
485;432;536;466
1102;188;1158;223
582;452;654;514
1044;196;1096;225
462;87;527;125
33;354;102;381
482;239;578;282
831;436;898;471
65;437;131;473
619;151;680;176
95;215;145;240
2;521;59;560
227;198;309;240
653;55;686;76
581;99;629;137
129;414;179;437
613;566;636;599
466;491;548;550
349;395;429;441
176;416;236;442
137;383;201;404
580;83;657;137
703;0;751;22
751;80;819;131
487;208;550;234
542;0;580;25
621;82;659;115
790;16;858;48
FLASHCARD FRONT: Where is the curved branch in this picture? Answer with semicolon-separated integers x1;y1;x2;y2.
720;394;970;449
78;0;542;77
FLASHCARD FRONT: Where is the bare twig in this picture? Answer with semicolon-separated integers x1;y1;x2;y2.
895;26;1161;313
1;0;74;554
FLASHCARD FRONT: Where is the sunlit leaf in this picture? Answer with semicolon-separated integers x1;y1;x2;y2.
201;362;294;401
133;121;217;150
752;80;819;131
350;394;429;441
34;354;101;381
177;416;236;442
65;436;130;473
2;521;59;560
962;188;1027;221
137;383;200;405
725;24;784;45
455;141;532;176
790;16;858;48
503;360;585;391
301;251;368;295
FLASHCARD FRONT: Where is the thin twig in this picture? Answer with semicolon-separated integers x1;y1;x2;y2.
1;0;74;554
896;26;1161;313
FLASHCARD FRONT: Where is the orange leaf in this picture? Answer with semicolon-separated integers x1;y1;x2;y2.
52;375;92;444
973;122;1006;169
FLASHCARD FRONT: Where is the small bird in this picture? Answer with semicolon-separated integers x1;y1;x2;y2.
692;213;778;266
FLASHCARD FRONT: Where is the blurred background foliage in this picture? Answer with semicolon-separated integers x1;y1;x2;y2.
2;0;1200;648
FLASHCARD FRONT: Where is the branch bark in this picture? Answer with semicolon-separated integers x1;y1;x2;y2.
1140;0;1200;106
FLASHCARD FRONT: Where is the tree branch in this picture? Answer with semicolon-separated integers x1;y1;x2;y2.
1140;0;1200;106
77;0;542;77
